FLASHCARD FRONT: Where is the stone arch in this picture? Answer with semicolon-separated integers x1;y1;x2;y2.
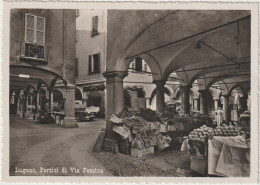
116;53;163;81
75;87;83;101
197;78;207;90
50;78;68;89
227;83;244;96
37;81;50;91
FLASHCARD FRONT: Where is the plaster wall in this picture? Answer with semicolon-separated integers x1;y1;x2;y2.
76;9;107;83
10;9;77;84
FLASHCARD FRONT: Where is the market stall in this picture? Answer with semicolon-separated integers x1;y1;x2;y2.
182;120;250;177
110;107;213;158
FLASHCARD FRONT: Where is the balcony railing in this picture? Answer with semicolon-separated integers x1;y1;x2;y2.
20;42;48;65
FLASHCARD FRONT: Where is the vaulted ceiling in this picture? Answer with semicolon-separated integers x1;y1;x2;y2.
108;10;250;94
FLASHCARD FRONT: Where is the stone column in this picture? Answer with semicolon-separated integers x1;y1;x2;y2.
145;97;150;108
24;92;29;118
193;98;199;111
153;80;165;112
180;85;191;114
222;95;230;122
36;91;40;113
199;90;208;114
214;98;219;111
49;89;54;111
83;91;89;107
63;84;78;128
247;93;251;112
103;71;128;141
129;91;138;109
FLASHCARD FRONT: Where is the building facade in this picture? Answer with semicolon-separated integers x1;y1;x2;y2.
10;9;78;127
76;10;107;117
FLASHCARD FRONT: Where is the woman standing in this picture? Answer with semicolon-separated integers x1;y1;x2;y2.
216;107;223;126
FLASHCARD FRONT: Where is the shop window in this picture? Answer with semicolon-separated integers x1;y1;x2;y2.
88;53;100;74
91;16;99;37
25;13;45;45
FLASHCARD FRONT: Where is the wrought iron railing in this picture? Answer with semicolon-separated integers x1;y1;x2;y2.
20;41;48;65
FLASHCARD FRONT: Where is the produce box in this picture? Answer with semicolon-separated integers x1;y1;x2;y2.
160;124;168;133
168;124;177;132
103;138;119;153
131;147;154;158
119;139;131;155
190;157;207;175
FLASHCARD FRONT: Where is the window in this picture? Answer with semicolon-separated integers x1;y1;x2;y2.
91;16;99;37
88;53;100;74
25;13;45;44
135;57;142;71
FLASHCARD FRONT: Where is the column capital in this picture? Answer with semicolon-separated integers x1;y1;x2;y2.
103;70;128;79
66;84;76;90
128;91;138;96
153;80;166;87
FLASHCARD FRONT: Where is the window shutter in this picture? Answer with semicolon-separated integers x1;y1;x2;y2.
88;55;92;73
95;16;98;30
92;17;95;31
93;53;100;73
97;53;100;72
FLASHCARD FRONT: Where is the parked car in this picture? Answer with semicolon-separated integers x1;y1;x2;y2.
75;103;100;122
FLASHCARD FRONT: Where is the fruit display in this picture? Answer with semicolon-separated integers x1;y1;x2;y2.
211;124;242;137
188;125;213;142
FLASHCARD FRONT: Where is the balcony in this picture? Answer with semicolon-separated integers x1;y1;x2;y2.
20;42;48;65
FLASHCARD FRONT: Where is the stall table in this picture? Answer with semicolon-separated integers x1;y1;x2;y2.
182;136;250;177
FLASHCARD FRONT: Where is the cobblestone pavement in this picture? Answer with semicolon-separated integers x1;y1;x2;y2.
9;117;112;176
10;117;198;177
92;150;198;177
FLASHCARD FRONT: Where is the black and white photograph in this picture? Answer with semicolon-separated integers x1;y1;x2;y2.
1;1;259;184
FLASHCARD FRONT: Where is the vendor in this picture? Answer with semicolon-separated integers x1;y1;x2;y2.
215;107;223;126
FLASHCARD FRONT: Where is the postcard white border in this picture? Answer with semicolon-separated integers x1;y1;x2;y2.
1;1;259;184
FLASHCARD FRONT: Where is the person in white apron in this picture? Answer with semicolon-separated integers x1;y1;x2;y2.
216;107;223;126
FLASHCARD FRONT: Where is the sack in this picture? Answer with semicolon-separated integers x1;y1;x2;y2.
113;125;129;139
110;114;123;124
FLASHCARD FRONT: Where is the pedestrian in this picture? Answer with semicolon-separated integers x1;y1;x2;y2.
215;107;223;126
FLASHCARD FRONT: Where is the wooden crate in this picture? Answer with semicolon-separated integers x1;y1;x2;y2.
131;147;154;158
102;138;119;153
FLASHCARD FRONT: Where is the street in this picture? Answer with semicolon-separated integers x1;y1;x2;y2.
9;117;112;176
